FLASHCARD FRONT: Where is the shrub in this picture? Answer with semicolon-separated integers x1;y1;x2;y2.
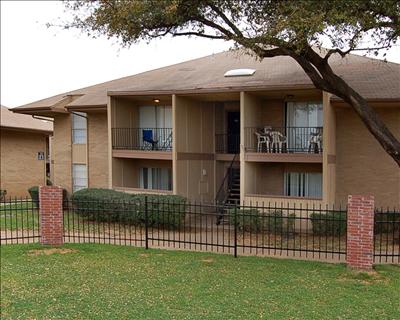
374;211;400;234
71;188;187;229
310;211;346;236
229;209;295;233
0;189;7;201
229;208;261;232
28;186;39;207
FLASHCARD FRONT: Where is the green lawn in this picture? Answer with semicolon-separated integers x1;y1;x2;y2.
0;202;38;231
1;244;399;319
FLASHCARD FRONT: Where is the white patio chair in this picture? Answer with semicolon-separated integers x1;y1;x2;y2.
308;130;322;153
254;132;270;152
270;131;287;153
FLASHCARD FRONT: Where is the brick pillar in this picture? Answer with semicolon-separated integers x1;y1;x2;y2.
347;195;375;271
39;186;64;246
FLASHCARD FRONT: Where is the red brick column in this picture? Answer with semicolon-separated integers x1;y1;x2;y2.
39;186;64;246
347;195;375;271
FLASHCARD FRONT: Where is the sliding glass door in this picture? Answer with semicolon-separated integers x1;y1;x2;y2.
286;102;323;152
139;106;172;149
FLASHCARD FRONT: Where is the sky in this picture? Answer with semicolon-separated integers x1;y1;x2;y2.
1;1;399;108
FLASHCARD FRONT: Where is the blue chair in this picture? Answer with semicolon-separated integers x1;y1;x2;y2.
142;129;158;150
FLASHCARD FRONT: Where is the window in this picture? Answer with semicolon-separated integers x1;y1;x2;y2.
72;164;88;192
72;112;87;144
139;167;172;191
284;172;322;198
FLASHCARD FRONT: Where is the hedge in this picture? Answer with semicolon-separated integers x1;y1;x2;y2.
71;188;187;229
229;209;295;233
374;211;400;234
310;211;347;236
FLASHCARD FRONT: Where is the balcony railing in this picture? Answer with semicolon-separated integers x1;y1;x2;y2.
244;127;323;153
215;133;240;154
112;128;172;151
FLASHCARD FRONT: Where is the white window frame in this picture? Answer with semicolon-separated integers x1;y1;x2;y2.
72;164;88;192
72;112;87;144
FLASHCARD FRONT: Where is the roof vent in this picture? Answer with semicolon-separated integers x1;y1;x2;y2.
224;68;256;77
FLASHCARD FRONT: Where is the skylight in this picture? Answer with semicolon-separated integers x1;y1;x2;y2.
224;69;256;77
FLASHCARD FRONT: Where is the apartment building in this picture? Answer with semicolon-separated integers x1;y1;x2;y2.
1;105;52;197
12;51;400;207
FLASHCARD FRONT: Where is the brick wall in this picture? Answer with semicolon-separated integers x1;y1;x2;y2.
39;186;63;246
347;195;375;271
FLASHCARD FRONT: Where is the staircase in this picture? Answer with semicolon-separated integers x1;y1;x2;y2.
215;154;240;225
225;169;240;206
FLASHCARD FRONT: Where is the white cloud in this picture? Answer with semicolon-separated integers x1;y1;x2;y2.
1;1;399;108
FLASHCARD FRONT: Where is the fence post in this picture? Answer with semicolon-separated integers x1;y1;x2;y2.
39;186;63;246
145;196;149;250
346;195;375;271
234;202;238;258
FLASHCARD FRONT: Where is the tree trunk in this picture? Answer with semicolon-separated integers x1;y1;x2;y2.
289;49;400;167
325;73;400;167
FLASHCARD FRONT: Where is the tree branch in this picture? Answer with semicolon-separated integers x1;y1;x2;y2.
207;3;244;38
172;31;225;39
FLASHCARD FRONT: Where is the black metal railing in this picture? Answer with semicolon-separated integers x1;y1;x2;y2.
112;128;172;151
0;198;40;244
215;155;239;205
215;133;240;153
244;127;323;153
2;196;398;264
374;208;400;264
60;198;348;261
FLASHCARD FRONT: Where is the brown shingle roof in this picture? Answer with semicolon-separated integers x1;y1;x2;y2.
13;50;400;113
1;105;53;133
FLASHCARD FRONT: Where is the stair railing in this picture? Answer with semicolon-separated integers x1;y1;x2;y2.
215;153;239;224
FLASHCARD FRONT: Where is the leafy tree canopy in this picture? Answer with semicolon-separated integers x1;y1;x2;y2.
63;0;400;165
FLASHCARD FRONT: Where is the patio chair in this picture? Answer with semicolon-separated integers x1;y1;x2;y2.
308;129;322;153
270;131;287;153
254;131;270;152
142;129;158;150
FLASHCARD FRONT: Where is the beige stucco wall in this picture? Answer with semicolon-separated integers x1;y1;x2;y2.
52;114;72;193
0;128;47;197
174;95;215;202
335;107;400;208
88;111;108;188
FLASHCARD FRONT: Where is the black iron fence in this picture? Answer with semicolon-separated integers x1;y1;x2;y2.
374;208;400;263
112;127;172;151
215;133;240;153
62;198;347;261
0;198;40;244
1;197;398;264
244;126;323;153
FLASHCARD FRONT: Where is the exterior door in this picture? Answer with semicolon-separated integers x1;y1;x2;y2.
227;111;240;153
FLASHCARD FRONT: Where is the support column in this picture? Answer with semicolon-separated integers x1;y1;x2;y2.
347;195;375;271
39;186;64;246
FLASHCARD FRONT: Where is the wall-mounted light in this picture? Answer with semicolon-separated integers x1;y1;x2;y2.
285;94;295;101
153;98;160;103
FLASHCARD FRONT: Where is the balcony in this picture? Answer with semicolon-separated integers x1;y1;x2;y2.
112;128;172;151
244;127;323;163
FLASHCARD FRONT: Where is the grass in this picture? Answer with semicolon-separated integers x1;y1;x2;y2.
1;244;399;319
0;202;38;231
